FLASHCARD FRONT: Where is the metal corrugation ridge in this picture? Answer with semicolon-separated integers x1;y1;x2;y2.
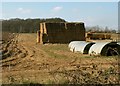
88;42;113;55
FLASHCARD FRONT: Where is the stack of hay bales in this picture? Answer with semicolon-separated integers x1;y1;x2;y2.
86;33;111;40
65;23;76;42
60;23;66;43
75;23;85;40
105;34;111;39
39;23;48;44
37;31;40;43
98;34;105;40
38;22;85;44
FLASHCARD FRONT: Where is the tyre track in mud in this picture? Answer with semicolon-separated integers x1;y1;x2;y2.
1;34;29;68
8;34;51;70
2;33;50;71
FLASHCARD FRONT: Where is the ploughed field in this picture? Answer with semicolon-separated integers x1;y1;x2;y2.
1;33;119;84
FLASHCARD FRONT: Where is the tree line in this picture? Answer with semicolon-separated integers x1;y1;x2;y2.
2;18;66;33
86;25;117;33
1;18;117;33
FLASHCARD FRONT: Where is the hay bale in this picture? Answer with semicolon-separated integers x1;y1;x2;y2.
37;31;40;43
40;33;43;44
40;23;43;33
39;22;85;44
105;34;111;39
65;23;76;42
99;34;105;40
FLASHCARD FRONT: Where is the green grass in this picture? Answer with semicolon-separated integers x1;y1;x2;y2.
41;44;69;59
41;44;119;59
43;44;69;51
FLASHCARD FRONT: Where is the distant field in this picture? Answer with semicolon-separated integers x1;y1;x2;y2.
86;32;119;42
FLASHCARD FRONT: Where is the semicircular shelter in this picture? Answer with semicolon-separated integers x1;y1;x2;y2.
89;42;120;56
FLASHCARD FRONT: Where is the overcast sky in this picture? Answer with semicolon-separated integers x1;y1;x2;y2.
1;0;119;30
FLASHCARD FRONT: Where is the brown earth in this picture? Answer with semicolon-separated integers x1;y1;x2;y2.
1;33;119;84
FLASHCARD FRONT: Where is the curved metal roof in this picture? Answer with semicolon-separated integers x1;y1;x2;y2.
69;41;120;56
117;42;120;45
69;41;94;53
88;42;117;56
68;41;85;48
74;42;94;53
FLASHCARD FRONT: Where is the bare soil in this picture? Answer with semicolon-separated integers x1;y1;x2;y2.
1;33;119;84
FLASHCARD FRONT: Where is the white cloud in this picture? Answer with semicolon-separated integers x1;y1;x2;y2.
17;8;31;14
52;6;63;12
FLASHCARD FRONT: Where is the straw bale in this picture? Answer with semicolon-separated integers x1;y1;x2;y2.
40;33;43;44
105;34;111;39
39;22;85;44
37;31;40;43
